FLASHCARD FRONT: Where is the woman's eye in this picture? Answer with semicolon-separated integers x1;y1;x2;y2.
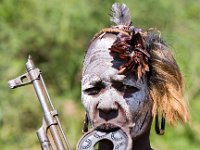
113;82;139;93
84;87;102;95
125;85;139;93
83;81;105;95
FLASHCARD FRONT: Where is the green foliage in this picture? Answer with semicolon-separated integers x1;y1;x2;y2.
0;0;200;149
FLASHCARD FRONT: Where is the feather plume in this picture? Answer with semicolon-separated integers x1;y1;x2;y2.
110;3;131;26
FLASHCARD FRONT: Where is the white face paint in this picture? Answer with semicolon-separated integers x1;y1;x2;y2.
82;33;152;138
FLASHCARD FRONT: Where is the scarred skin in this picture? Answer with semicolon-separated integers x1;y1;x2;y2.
81;33;152;149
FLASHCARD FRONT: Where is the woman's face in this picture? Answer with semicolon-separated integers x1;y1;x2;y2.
82;33;152;139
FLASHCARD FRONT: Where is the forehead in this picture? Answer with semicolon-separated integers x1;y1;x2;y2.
83;33;122;81
83;33;118;75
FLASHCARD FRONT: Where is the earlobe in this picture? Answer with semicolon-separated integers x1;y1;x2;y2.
82;113;89;133
155;112;165;135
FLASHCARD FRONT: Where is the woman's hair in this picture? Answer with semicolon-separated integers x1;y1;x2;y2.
145;30;189;124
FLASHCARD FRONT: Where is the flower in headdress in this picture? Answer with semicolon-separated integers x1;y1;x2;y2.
109;29;150;79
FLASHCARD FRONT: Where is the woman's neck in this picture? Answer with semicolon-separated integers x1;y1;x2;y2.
132;129;151;150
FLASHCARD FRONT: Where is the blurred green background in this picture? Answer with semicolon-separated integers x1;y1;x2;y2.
0;0;200;149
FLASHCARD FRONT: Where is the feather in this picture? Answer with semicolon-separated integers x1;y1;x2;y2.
110;3;131;26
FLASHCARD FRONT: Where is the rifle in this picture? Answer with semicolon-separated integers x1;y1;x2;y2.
8;55;71;150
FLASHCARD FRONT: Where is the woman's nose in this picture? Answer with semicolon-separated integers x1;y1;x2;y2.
97;99;119;121
98;108;118;121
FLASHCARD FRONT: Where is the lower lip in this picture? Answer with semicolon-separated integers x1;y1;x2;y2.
95;123;121;132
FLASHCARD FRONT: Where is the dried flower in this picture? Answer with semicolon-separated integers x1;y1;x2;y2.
109;29;150;79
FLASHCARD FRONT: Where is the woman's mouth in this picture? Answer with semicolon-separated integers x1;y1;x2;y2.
95;123;120;132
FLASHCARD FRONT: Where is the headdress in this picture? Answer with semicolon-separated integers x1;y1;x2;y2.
90;3;189;126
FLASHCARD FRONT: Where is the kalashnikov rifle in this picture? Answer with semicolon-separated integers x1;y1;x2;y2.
8;55;71;150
